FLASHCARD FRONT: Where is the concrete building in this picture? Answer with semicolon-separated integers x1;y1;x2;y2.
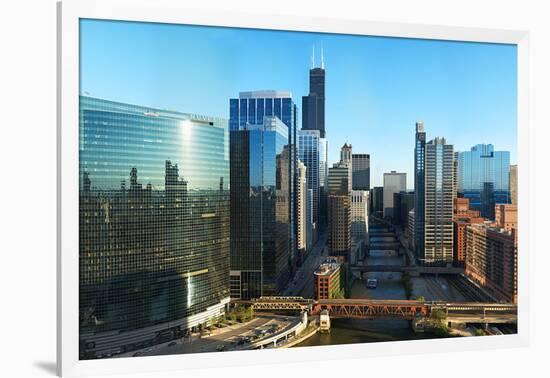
351;190;369;242
352;153;370;190
314;258;344;300
424;137;455;265
297;160;308;258
383;171;406;219
495;203;518;232
465;223;517;304
510;164;518;205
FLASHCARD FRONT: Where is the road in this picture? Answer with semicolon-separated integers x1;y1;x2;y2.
284;231;328;298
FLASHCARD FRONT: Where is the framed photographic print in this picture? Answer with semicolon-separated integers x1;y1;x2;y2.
57;1;530;376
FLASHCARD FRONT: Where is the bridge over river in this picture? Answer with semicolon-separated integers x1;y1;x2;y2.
235;297;517;324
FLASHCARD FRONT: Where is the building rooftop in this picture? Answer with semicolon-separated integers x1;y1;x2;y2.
314;258;341;276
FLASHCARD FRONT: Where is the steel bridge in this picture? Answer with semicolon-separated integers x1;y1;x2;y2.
350;265;465;275
235;297;517;323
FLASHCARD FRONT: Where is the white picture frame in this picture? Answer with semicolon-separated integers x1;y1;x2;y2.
57;1;530;376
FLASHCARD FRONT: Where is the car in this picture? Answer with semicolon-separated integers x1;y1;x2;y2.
168;341;177;347
366;278;378;289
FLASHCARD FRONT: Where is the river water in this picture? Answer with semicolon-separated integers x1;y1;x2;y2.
296;228;432;348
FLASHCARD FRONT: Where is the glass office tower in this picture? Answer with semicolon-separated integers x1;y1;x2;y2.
229;116;291;300
229;90;298;270
79;96;230;359
297;129;321;231
414;121;426;260
457;144;511;219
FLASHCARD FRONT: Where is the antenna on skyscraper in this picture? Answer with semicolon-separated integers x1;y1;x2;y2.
312;46;315;69
321;43;325;69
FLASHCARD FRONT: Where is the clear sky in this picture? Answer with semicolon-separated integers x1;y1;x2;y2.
80;19;517;188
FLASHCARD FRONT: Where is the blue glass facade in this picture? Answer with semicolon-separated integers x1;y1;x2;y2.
457;144;511;219
297;130;321;229
79;96;230;359
230;117;291;299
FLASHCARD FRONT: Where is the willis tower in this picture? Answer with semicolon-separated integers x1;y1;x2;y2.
302;47;326;138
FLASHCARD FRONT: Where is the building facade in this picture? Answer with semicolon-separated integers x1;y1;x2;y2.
453;198;484;266
352;153;370;190
465;223;517;304
414;121;426;260
297;160;308;258
314;258;344;300
327;162;351;260
393;191;415;227
229;116;291;300
510;164;518;205
351;190;369;242
424;137;455;264
457;144;511;219
302;53;326;138
79;96;230;359
495;203;518;232
371;186;384;218
383;171;406;219
297;129;321;229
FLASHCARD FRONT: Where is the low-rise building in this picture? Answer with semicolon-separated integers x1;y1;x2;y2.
314;258;345;300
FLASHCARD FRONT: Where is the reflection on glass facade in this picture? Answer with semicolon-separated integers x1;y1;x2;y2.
297;130;320;229
414;121;426;260
79;96;230;359
230;116;291;300
457;144;510;219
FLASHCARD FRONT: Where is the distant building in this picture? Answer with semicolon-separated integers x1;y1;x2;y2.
414;121;426;260
340;143;353;189
327;162;351;261
457;144;511;219
297;160;308;258
371;186;384;218
393;191;415;227
314;258;344;300
352;153;370;190
383;171;406;219
465;223;517;303
306;188;314;251
302;53;326;138
495;203;518;232
351;190;369;242
453;198;484;266
297;130;321;229
510;164;518;205
319;138;329;227
424;137;455;264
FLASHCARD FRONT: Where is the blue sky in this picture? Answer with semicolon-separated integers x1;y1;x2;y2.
80;19;517;188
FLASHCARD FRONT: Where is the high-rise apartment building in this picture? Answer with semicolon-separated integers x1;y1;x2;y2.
453;198;484;266
383;171;406;219
229;116;291;300
510;164;518;205
352;154;370;190
302;49;326;138
457;144;511;219
424;137;455;264
79;96;230;359
465;223;517;303
414;121;426;259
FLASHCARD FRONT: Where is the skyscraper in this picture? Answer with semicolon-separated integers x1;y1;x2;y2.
229;116;291;300
352;154;370;190
424;137;455;264
457;144;511;219
327;162;351;260
340;143;353;191
319;137;329;227
302;48;326;138
297;129;321;230
297;160;308;257
351;190;369;242
383;171;406;219
229;90;298;273
79;96;230;359
414;121;426;260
